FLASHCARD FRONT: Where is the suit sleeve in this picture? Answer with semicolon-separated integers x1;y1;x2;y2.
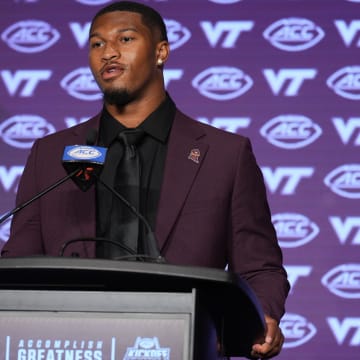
228;137;290;322
1;139;45;256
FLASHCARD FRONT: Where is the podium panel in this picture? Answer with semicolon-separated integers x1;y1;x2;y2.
0;290;194;360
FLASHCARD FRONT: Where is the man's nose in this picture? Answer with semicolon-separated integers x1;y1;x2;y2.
102;43;120;61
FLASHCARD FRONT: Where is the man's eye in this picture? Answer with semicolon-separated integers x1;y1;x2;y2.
91;41;103;48
121;36;133;43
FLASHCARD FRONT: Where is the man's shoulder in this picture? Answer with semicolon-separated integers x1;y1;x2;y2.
174;109;248;144
36;114;100;147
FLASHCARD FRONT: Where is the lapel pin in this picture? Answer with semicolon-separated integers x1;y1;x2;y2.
188;148;201;164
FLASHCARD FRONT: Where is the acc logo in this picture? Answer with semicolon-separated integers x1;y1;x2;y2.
273;213;319;248
75;0;112;5
263;18;324;51
165;19;191;50
67;146;102;160
260;115;322;149
327;66;360;100
321;264;360;299
60;67;102;101
192;66;252;100
123;337;170;360
324;164;360;199
0;216;11;242
1;20;60;53
0;115;55;149
280;313;317;348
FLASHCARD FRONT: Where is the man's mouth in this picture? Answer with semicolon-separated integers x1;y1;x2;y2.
101;64;125;80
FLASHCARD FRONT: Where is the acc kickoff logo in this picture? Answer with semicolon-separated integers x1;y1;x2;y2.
324;164;360;199
263;18;324;51
1;20;60;53
192;66;252;100
260;115;322;149
273;213;319;248
60;67;102;101
165;19;191;50
327;66;360;100
123;337;170;360
280;313;317;348
0;115;55;149
321;264;360;299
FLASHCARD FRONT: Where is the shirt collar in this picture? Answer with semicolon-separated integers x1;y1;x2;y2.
99;94;176;147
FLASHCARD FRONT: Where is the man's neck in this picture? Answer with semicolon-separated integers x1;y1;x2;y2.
104;92;167;128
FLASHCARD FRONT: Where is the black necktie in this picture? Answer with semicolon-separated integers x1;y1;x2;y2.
109;128;145;258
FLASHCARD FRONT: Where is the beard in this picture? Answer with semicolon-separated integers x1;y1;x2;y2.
103;88;134;107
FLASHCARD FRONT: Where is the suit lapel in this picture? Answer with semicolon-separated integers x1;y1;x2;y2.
155;112;208;251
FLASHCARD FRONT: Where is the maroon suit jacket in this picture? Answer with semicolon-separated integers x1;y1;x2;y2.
1;110;289;321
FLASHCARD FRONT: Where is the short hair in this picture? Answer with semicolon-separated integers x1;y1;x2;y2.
90;1;168;42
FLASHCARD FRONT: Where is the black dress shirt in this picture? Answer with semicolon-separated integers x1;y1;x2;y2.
96;94;176;258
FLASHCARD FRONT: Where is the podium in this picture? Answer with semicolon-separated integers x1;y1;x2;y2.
0;258;265;359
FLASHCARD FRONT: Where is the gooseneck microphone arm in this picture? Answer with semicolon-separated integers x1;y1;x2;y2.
59;237;136;257
58;237;163;262
0;168;81;225
94;174;165;262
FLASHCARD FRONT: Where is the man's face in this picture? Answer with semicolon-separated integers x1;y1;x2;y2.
89;11;161;105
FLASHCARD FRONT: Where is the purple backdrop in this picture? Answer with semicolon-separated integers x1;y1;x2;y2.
0;0;359;359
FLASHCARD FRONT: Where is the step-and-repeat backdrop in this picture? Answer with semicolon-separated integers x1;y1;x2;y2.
0;0;359;359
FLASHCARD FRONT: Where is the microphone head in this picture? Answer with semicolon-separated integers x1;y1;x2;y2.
62;145;107;191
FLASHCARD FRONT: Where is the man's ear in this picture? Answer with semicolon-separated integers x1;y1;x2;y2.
156;41;170;66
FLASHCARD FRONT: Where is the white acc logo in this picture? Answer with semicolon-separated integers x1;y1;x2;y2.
1;20;60;53
324;164;360;199
68;146;102;160
280;313;317;348
322;264;360;299
260;115;322;149
0;115;55;149
273;213;319;248
192;66;252;100
60;67;102;101
327;66;360;100
263;18;324;52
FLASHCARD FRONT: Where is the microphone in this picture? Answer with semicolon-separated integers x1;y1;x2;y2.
0;129;100;225
62;145;106;191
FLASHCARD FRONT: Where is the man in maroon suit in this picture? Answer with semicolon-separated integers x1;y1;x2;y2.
1;2;289;358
